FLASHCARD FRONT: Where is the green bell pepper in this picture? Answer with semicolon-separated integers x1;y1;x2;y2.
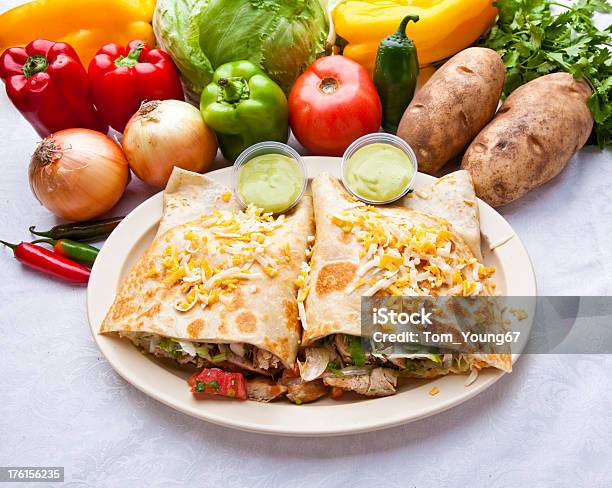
200;61;289;162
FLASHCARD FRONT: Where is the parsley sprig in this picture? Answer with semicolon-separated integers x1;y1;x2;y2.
481;0;612;147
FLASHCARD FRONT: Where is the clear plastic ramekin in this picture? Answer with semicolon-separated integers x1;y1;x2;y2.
341;133;418;205
232;141;307;214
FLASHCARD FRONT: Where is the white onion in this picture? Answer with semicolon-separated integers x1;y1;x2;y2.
339;366;370;376
298;347;330;381
123;100;218;188
29;129;129;221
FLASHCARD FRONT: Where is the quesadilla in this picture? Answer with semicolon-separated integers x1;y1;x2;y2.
100;168;314;401
295;172;510;399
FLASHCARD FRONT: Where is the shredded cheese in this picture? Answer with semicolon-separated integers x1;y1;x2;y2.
295;233;316;331
327;202;495;297
161;205;286;312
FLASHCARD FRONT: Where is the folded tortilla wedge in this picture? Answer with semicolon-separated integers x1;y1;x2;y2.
100;168;314;379
402;170;483;260
297;172;510;397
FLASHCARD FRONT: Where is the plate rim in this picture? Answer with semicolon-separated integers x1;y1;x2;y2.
87;156;537;437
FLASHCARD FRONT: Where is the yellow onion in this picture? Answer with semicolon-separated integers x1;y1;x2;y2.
123;100;218;188
29;129;130;221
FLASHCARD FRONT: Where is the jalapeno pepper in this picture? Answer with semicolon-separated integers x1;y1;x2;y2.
29;216;124;241
373;15;420;134
1;240;90;284
31;238;99;265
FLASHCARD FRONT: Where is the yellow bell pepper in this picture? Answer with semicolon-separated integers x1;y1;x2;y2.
0;0;156;66
333;0;497;72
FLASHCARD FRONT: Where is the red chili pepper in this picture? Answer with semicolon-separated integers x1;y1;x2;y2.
0;240;90;284
88;40;184;132
0;40;107;138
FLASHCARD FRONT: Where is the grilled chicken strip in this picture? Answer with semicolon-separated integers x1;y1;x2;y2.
323;368;398;397
224;351;279;376
253;348;282;371
286;380;328;404
334;334;352;363
246;377;288;402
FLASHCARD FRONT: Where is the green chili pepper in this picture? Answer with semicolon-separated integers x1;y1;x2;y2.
200;60;289;162
31;238;99;265
29;216;124;242
373;14;420;134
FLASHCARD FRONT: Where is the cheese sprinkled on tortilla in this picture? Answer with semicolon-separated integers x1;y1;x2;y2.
160;205;286;312
328;203;495;297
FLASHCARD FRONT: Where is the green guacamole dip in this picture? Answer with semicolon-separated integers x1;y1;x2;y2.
237;153;304;213
344;143;415;202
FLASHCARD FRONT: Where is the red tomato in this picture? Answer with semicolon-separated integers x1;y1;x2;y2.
280;364;301;386
331;387;345;400
289;56;382;156
188;368;247;400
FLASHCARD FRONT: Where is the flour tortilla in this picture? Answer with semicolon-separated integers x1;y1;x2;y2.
100;168;314;368
303;172;510;373
157;168;239;236
402;170;482;260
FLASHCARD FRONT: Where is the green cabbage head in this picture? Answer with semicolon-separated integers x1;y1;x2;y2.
154;0;329;98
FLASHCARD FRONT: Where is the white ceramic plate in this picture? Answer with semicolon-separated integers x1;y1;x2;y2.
87;157;536;436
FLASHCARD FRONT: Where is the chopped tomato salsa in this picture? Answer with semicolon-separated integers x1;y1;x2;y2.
188;368;247;400
280;364;300;386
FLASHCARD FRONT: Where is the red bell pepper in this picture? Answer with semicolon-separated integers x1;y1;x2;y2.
88;40;184;132
0;40;107;138
188;368;247;400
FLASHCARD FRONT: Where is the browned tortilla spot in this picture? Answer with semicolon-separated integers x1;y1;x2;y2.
322;322;339;335
143;288;157;301
315;262;357;295
236;311;257;333
226;290;244;311
139;303;161;319
339;231;353;244
277;337;289;352
218;322;228;334
262;337;287;359
283;300;298;332
112;297;138;321
187;319;205;338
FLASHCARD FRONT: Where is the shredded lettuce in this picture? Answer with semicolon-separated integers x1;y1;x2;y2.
158;338;178;353
348;336;366;367
425;354;442;364
195;345;212;360
212;352;228;363
327;361;344;377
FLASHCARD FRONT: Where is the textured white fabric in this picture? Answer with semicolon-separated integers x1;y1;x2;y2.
1;1;611;485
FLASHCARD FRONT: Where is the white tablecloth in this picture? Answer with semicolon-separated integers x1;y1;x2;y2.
1;2;611;485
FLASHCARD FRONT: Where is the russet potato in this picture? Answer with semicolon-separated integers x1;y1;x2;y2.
461;72;593;207
397;47;505;174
